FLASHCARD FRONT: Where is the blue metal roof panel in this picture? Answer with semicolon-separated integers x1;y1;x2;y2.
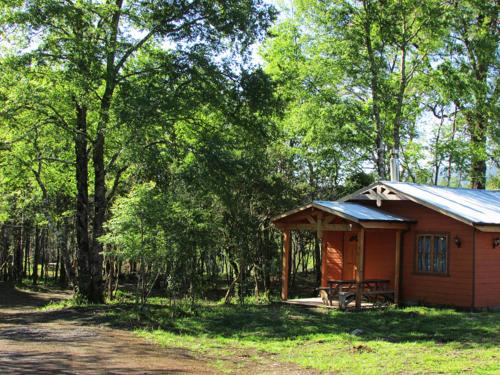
313;201;411;222
382;181;500;225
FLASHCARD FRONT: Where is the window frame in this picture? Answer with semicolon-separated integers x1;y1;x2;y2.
414;232;450;276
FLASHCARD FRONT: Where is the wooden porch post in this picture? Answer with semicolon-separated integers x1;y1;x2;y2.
281;229;291;300
355;228;365;309
316;213;325;287
394;230;402;305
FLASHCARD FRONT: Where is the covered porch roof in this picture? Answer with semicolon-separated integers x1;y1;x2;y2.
273;201;409;309
272;200;415;230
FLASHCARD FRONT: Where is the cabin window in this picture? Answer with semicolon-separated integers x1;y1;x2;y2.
416;234;448;275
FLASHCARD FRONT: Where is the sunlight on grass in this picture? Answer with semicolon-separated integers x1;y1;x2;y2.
39;294;94;311
40;294;499;374
113;301;500;374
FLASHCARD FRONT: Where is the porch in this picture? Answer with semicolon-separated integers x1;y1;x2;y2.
284;297;380;310
272;201;414;310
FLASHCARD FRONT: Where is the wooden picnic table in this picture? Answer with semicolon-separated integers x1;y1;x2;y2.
318;279;393;309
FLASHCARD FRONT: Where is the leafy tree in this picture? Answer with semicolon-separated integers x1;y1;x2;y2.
431;0;499;188
101;182;166;306
1;0;275;302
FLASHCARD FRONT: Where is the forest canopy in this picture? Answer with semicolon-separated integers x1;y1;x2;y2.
0;0;498;303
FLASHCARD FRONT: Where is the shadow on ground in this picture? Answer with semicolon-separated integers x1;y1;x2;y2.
131;303;500;347
2;282;499;349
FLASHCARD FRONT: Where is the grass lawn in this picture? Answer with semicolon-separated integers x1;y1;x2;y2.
90;298;500;374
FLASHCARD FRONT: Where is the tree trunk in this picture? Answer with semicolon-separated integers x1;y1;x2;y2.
23;226;30;277
0;225;8;281
74;102;94;299
59;256;67;286
392;43;407;170
14;226;24;285
60;217;73;287
40;230;45;282
32;226;40;285
90;125;106;303
55;245;60;281
106;256;115;301
447;112;457;187
469;115;487;189
362;0;385;179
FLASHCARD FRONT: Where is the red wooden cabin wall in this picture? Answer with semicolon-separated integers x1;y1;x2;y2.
364;230;396;289
369;201;474;308
321;231;343;287
321;229;396;289
316;199;499;308
475;231;500;308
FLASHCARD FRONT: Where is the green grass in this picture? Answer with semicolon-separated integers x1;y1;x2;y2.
98;298;500;374
38;297;89;311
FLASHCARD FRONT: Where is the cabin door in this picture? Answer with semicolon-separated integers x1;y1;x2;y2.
343;233;356;280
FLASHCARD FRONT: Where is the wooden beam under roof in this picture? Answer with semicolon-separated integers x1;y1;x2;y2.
360;221;410;230
276;223;360;232
474;225;500;233
342;183;403;204
275;221;410;231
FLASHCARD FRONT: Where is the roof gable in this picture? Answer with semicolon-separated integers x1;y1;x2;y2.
272;201;413;226
313;201;412;223
341;181;500;227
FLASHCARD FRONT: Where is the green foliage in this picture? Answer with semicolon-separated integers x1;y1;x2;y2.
262;0;498;187
102;183;166;263
0;0;498;308
1;0;278;301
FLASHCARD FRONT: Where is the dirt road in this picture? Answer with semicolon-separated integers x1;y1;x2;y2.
0;284;315;374
0;284;213;374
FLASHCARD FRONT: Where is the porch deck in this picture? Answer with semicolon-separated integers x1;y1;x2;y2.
284;297;377;309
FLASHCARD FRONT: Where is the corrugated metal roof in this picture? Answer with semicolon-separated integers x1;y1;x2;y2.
313;201;412;222
380;181;500;225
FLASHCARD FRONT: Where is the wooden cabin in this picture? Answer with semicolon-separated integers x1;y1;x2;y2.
272;181;500;309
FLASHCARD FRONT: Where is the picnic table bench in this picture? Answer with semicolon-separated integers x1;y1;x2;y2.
317;279;394;309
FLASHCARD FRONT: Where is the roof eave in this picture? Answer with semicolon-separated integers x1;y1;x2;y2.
339;181;483;228
473;224;500;232
379;182;476;227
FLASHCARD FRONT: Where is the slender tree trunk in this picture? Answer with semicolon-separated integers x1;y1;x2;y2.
447;112;457;187
0;225;8;281
224;261;239;304
469;115;487;189
40;229;46;282
55;245;60;280
14;226;23;285
253;265;259;298
393;42;407;169
113;260;120;297
23;227;30;278
60;217;72;287
106;255;115;300
363;0;385;179
460;11;492;189
32;227;40;285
